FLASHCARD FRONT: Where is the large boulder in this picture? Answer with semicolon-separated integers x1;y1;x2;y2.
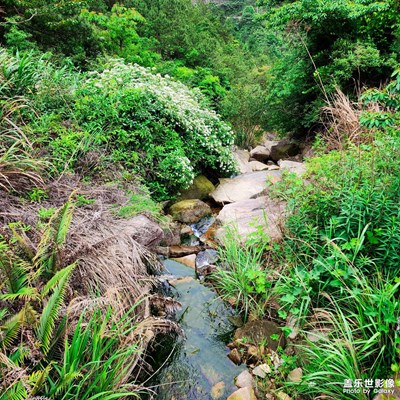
210;170;281;204
215;197;284;243
234;320;286;351
177;175;215;201
233;149;253;174
278;160;306;176
169;199;211;223
250;145;270;162
266;140;300;162
124;215;164;249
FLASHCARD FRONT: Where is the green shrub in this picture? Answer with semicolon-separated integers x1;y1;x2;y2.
75;60;236;199
259;0;400;133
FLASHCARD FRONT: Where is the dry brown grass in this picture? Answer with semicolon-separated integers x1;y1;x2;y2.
322;88;378;150
0;176;179;387
0;99;45;192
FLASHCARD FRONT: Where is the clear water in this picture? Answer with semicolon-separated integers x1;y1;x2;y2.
154;259;245;400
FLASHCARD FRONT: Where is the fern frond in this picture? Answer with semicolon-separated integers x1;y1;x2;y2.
0;308;8;321
41;262;76;299
0;309;25;348
34;195;76;277
29;364;53;395
0;286;38;301
36;264;75;355
54;193;76;247
0;382;28;400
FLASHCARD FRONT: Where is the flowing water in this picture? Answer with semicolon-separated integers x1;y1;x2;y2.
153;259;245;399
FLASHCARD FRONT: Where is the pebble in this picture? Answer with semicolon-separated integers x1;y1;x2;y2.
211;381;225;399
287;367;303;383
235;370;254;388
227;386;257;400
228;348;242;365
252;363;271;378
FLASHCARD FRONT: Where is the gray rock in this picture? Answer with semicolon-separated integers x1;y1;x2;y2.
124;215;164;249
210;170;282;204
235;370;254;388
252;364;271;378
161;222;181;246
169;199;211;223
233;149;253;174
196;249;219;269
286;315;299;340
248;160;269;171
215;197;284;243
278;160;306;176
250;145;270;162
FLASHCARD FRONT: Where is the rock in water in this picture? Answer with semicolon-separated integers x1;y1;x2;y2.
177;175;215;201
234;320;286;351
169;245;203;257
211;381;226;399
171;254;196;269
228;348;242;365
227;387;257;400
169;199;211;223
215;197;284;243
210;171;281;204
196;249;219;269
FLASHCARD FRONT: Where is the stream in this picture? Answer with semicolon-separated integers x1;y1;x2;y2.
153;259;246;399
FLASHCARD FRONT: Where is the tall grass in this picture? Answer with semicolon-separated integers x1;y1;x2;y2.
213;224;273;318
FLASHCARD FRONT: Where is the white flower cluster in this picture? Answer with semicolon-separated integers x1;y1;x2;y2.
84;60;237;176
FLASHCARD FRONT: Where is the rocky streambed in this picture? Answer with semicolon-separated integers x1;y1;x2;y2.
152;142;306;399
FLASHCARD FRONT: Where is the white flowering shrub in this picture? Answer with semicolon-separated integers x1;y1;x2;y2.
75;60;236;199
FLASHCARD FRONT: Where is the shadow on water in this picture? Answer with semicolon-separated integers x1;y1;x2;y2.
150;259;245;400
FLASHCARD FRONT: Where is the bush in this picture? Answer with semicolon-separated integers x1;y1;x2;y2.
259;0;400;133
268;71;400;398
74;60;236;199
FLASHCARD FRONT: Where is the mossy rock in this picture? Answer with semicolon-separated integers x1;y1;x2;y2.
177;175;215;201
169;199;211;223
234;320;286;351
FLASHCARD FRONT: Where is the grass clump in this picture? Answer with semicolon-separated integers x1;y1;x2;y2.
213;224;273;319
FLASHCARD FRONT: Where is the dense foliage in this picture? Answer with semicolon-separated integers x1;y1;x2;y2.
2;1;400;399
258;0;400;134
